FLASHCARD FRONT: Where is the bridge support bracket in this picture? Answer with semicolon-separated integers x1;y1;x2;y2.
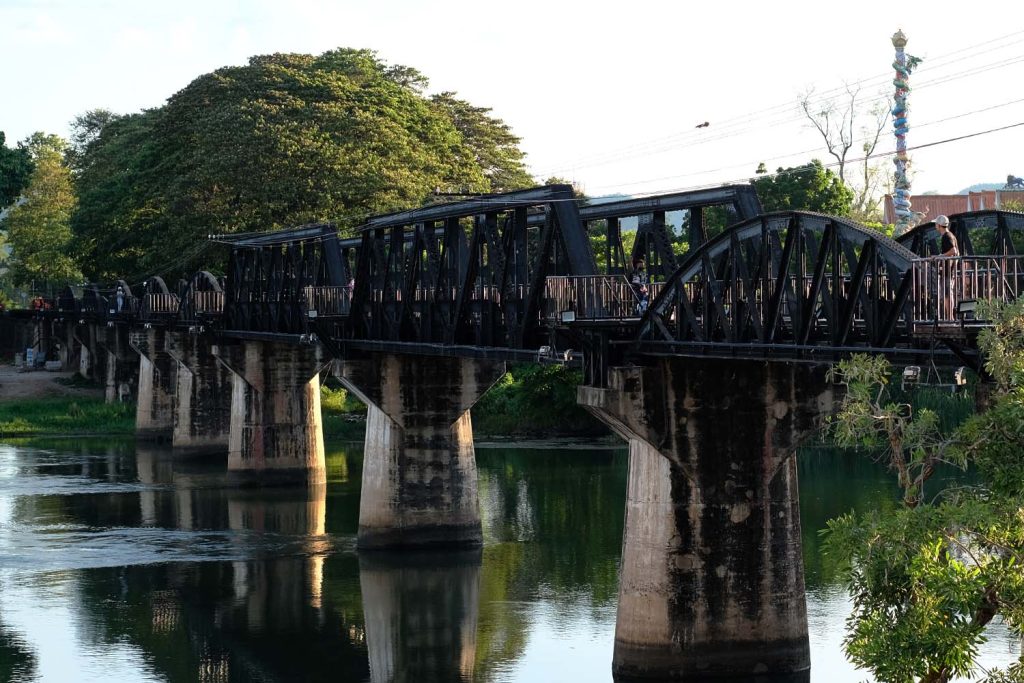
336;353;505;550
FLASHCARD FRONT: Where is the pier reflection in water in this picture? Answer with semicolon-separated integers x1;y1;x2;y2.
0;440;1019;682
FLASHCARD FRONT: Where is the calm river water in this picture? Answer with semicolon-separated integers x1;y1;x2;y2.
0;439;1018;682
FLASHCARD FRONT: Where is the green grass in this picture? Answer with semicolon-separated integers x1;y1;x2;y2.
0;397;135;437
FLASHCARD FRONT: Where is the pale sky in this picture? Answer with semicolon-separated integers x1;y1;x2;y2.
4;0;1024;199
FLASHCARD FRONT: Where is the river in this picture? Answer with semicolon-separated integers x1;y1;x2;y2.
0;439;1018;682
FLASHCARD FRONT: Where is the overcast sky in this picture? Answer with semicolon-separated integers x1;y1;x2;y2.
4;0;1024;198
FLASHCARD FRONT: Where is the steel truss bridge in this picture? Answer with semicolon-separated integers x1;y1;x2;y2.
22;184;1024;383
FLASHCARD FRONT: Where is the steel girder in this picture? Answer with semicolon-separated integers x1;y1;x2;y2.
639;212;919;352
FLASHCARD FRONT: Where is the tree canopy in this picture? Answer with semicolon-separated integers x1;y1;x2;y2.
0;132;33;210
753;159;854;215
3;133;80;290
72;48;533;282
825;300;1024;682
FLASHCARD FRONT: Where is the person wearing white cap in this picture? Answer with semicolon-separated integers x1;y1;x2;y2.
933;215;959;256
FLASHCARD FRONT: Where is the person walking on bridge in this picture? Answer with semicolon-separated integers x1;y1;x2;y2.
934;215;959;257
631;258;649;315
933;215;960;320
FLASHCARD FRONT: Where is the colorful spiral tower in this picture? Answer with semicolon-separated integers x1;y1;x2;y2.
891;29;922;236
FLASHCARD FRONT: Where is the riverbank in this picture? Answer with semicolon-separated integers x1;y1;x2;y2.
0;366;134;437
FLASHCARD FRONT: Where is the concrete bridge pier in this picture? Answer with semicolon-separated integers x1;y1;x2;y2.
336;354;505;550
130;328;176;438
579;358;833;681
213;341;329;485
96;325;138;403
165;331;232;455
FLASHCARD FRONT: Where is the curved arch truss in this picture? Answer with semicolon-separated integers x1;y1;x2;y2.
640;212;918;353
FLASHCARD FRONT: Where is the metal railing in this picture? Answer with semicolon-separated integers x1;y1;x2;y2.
912;255;1024;326
190;291;225;315
545;275;664;320
303;286;351;317
140;293;180;320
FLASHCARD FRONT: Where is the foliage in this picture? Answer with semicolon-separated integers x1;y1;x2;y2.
431;93;533;193
320;383;367;441
66;108;119;173
800;86;890;221
3;133;81;288
0;132;34;210
473;364;603;436
828;354;965;507
72;49;530;281
753;159;854;216
824;300;1024;682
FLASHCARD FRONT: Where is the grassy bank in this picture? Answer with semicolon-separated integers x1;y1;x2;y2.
0;397;135;437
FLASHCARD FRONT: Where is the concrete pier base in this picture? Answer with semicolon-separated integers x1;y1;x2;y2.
579;358;832;680
130;329;176;439
214;341;328;486
166;332;231;455
337;354;505;550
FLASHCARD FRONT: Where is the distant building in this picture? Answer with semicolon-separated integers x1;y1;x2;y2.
883;190;1024;224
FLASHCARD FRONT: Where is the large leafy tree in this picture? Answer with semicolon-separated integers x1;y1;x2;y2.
4;133;81;289
73;49;529;281
753;159;854;215
825;299;1024;682
431;92;533;192
0;132;33;210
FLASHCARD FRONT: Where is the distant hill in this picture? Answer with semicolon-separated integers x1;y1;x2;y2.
958;183;1006;194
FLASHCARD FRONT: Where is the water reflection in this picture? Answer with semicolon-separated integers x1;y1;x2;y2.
361;550;481;682
0;439;1018;682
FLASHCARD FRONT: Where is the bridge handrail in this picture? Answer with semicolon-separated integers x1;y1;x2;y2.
140;293;180;319
545;275;665;320
302;286;351;317
911;254;1024;324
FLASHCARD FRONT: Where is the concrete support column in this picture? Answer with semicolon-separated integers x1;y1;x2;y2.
337;354;505;550
59;322;78;371
165;332;232;455
579;358;832;680
213;341;328;485
98;325;138;404
130;329;176;438
360;550;481;683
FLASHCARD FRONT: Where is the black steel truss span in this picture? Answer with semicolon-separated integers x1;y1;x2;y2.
897;210;1024;256
348;184;594;349
639;212;919;352
223;223;349;334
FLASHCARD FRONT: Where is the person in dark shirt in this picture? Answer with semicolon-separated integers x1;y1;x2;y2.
631;258;649;315
932;215;960;319
934;215;959;256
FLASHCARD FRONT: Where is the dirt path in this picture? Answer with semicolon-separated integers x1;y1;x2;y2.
0;365;104;401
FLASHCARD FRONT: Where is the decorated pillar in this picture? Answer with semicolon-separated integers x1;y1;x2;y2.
891;29;923;236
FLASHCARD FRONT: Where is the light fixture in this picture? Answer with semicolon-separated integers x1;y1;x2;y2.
560;310;576;323
901;365;920;390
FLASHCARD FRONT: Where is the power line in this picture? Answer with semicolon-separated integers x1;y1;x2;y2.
534;33;1024;177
